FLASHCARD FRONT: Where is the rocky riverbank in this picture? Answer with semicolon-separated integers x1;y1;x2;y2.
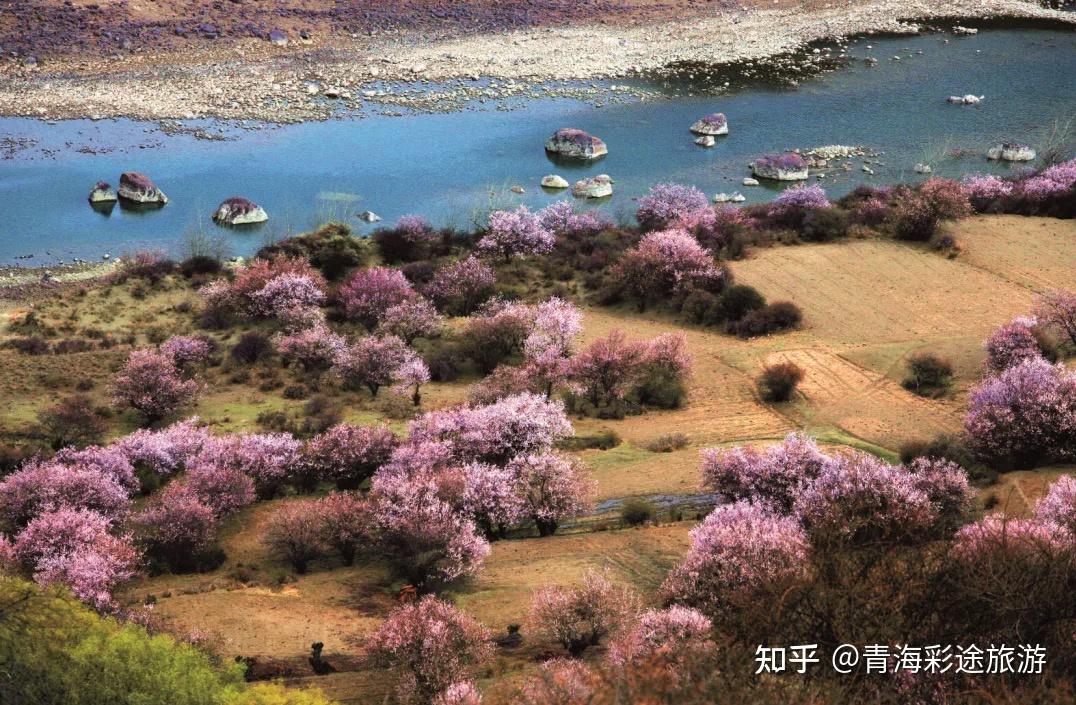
0;1;1072;123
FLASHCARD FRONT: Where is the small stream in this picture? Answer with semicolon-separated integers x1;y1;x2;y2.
1;24;1074;265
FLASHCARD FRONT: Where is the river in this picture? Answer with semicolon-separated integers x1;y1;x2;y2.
1;25;1074;265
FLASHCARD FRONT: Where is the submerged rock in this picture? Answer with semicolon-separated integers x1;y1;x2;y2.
545;128;607;160
987;143;1036;162
541;174;569;189
751;153;809;181
213;197;268;226
572;177;612;199
88;181;117;203
914;163;933;174
117;172;168;204
695;135;716;147
690;113;729;136
358;210;382;223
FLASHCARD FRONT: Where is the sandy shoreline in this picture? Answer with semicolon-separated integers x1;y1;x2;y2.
0;1;1072;123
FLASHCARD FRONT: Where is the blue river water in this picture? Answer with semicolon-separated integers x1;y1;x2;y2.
1;25;1074;265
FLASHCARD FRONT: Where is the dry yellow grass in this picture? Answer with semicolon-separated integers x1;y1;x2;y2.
952;215;1076;292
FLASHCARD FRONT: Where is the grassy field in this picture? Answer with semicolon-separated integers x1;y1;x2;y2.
2;214;1074;703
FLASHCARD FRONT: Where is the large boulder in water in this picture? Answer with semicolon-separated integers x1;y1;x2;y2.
987;143;1036;162
751;153;809;181
213;197;268;225
118;172;168;204
88;181;117;203
571;175;613;199
690;113;729;136
545;128;607;160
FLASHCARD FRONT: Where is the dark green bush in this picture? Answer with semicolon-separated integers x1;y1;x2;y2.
621;498;656;526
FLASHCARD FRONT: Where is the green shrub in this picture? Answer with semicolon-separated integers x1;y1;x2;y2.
757;362;804;402
621;498;656;526
901;352;953;396
645;433;689;453
801;207;849;242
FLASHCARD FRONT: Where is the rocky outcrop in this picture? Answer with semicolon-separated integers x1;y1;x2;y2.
213;197;268;225
987;143;1036;161
751;153;809;181
541;174;569;189
690;113;729;136
88;181;117;203
545;128;607;160
117;172;168;204
572;175;613;198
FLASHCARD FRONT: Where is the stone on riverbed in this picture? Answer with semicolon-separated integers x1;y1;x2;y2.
742;177;760;186
118;172;168;204
695;135;715;147
541;174;569;189
213;197;268;226
751;153;809;181
545;128;607;160
572;176;612;199
88;181;117;203
690;113;729;136
358;210;382;223
987;143;1036;162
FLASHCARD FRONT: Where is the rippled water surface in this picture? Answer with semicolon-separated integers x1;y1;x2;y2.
1;26;1074;264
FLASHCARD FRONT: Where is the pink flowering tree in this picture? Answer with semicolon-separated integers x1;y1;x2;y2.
135;484;219;572
302;423;399;490
477;206;555;261
432;682;483;705
509;453;594;536
606;606;714;669
409;393;574;466
529;571;640;656
793;453;940;545
569;330;646;408
1034;475;1076;534
964;357;1076;469
1034;289;1076;349
159;335;212;373
615;229;721;310
635;183;710;232
111;349;201;423
982;316;1046;373
662;500;810;620
367;474;491;588
422;256;496;315
249;273;327;328
378;298;444;343
11;507;139;612
462;462;524;539
262;500;325;573
393;356;432;407
114;418;214;479
51;445;138;494
519;659;598;705
905;457;974;534
316;492;374;565
524;297;582;362
0;460;130;531
200;432;303;499
365;596;494;705
275;323;346;372
332;334;415;397
180;461;256;517
338;267;416;327
701;432;827;514
538;201;613;238
768;184;830;229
